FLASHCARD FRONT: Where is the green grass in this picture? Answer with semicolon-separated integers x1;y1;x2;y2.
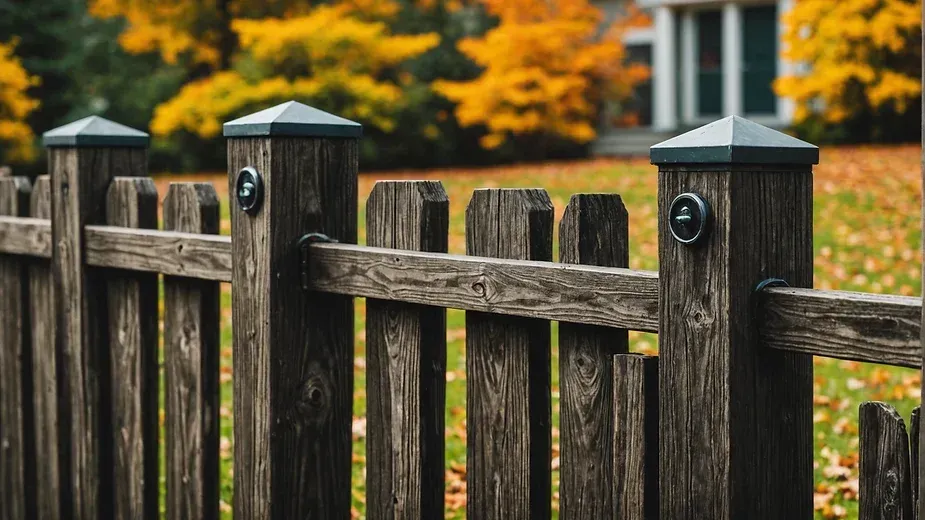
158;144;922;519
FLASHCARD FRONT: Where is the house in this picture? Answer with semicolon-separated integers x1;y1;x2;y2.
593;0;796;155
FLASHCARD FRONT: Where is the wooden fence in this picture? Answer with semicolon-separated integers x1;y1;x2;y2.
0;102;923;520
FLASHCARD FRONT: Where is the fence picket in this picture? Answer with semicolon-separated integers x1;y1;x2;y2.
106;178;159;519
0;176;33;520
859;401;914;519
466;188;553;519
365;180;449;519
164;183;221;520
558;193;628;519
29;176;58;520
613;354;659;520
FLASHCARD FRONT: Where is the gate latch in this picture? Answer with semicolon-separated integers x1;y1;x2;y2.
298;233;337;290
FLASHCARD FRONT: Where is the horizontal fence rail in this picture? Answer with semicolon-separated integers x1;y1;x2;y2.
1;215;923;367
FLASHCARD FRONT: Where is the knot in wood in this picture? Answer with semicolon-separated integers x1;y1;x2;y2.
471;280;487;297
287;372;331;431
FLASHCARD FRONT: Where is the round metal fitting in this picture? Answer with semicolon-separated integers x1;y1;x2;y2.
236;166;263;215
668;192;710;245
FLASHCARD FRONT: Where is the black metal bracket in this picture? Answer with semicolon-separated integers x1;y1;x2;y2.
751;277;789;327
298;233;337;290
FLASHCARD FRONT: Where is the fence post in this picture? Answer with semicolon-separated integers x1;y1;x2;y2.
651;116;816;519
43;116;149;518
225;101;360;519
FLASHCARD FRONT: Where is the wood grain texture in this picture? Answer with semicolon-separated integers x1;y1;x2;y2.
658;167;813;519
465;188;552;520
860;401;914;519
912;406;920;509
106;178;159;520
28;176;59;520
0;176;33;520
760;287;921;368
86;226;231;281
229;137;357;519
557;194;628;519
309;243;659;332
49;145;146;518
163;183;221;520
365;181;448;519
613;354;659;520
0;216;51;257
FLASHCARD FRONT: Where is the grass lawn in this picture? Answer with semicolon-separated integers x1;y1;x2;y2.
153;144;923;519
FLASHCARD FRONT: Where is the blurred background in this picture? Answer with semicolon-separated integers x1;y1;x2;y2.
0;0;920;174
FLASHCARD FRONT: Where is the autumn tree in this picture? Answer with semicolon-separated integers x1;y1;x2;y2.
434;0;649;149
775;0;921;140
0;40;39;162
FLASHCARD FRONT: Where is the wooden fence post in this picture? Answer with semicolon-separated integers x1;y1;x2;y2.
652;116;816;519
44;116;149;518
466;188;553;519
558;194;628;519
366;181;448;518
0;175;33;520
226;101;360;519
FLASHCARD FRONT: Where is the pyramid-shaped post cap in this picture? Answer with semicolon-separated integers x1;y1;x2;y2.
43;116;149;148
223;101;363;139
650;115;818;166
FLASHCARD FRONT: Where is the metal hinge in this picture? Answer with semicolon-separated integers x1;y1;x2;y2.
298;233;336;290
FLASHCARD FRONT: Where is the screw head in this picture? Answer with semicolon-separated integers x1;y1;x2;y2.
668;192;710;245
236;166;263;215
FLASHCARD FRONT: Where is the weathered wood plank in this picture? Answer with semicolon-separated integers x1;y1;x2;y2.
466;188;552;519
164;183;221;520
366;181;448;519
106;178;159;520
0;176;33;520
0;216;51;257
309;243;659;332
912;406;920;509
859;401;914;519
86;225;231;281
49;145;147;518
658;168;814;519
230;136;357;518
28;176;59;520
558;194;628;519
613;354;659;520
759;287;921;368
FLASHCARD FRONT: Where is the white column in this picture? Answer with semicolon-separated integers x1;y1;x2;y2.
777;0;796;123
722;3;743;116
653;6;677;131
680;10;697;124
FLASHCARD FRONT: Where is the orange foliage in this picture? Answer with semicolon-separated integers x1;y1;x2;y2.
434;0;649;148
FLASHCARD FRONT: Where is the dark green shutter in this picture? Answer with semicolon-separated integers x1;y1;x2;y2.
742;5;778;115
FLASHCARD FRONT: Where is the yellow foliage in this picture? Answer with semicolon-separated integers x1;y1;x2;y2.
434;0;648;148
151;5;438;137
0;40;38;161
90;0;407;67
776;0;921;123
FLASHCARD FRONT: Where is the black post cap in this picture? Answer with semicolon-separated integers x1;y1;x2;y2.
43;116;149;148
223;101;362;139
650;115;818;166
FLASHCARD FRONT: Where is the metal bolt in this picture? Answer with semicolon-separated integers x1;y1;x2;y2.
236;166;263;215
668;193;710;245
674;206;693;225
